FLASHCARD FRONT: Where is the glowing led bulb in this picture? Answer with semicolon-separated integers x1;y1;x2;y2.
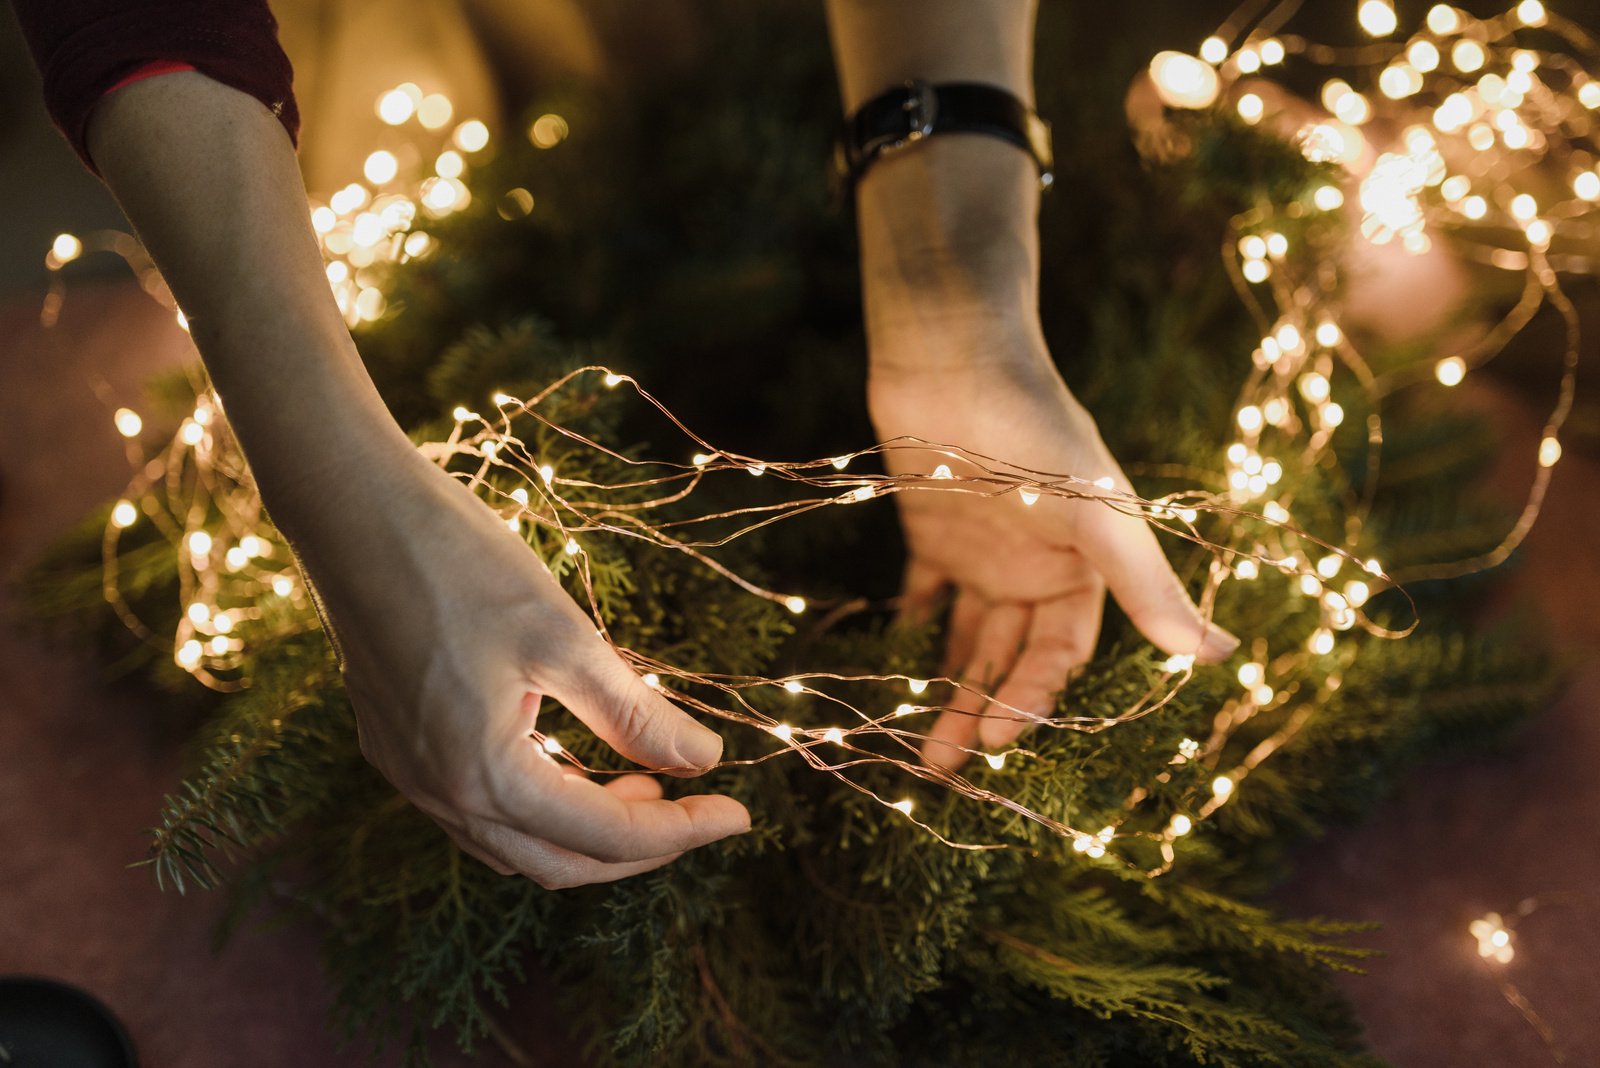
1235;558;1259;580
1264;502;1290;524
565;538;580;555
1525;220;1552;247
1470;914;1515;963
785;595;807;614
1461;195;1488;220
1169;814;1193;836
1317;554;1342;579
692;452;712;466
907;678;929;695
1161;653;1195;673
417;93;453;130
114;408;143;438
272;575;294;597
604;373;624;387
1379;65;1422;99
1199;36;1228;64
1322;403;1345;428
177;640;203;669
1538;437;1562;467
891;799;915;816
1242;259;1270;283
1212;775;1235;800
1237;93;1264;124
784;679;803;694
1018;488;1040;506
435;150;464;179
378;85;419;124
541;736;563;755
1516;0;1546;26
1149;51;1220;109
1265;232;1289;258
1408;41;1441;72
772;723;793;742
52;233;83;264
1235;46;1261;74
1435;356;1466;386
642;673;661;689
984;752;1007;771
1236;405;1264;433
1260;38;1285;65
931;464;954;480
1300;573;1323;597
1313;185;1344;211
848;485;877;503
1344;580;1371;607
894;703;916;717
111;499;139;528
187;531;212;556
363;150;398;185
831;455;850;470
1358;0;1397;35
1309;629;1335;655
1510;194;1538;222
454;119;490;153
539;464;555;484
823;727;846;745
748;464;767;476
1452;40;1486;73
1426;4;1460;33
1237;662;1265;688
1574;172;1600;202
1582;83;1600;109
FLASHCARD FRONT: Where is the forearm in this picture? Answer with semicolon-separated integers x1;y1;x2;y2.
86;73;414;519
824;0;1042;354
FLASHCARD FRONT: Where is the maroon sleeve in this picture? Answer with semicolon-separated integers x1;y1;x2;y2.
11;0;300;175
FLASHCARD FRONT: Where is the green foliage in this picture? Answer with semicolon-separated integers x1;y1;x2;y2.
26;2;1561;1065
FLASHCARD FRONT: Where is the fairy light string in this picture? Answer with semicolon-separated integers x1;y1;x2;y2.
38;1;1584;874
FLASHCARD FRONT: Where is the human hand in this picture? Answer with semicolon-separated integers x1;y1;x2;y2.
867;325;1238;771
279;441;750;888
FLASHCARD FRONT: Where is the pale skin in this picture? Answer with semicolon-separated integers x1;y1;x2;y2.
82;0;1234;888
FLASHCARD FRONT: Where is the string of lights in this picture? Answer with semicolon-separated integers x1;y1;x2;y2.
36;4;1587;1027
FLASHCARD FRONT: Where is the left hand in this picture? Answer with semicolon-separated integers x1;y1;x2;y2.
867;324;1238;770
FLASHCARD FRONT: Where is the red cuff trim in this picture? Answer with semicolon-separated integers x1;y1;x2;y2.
105;59;196;96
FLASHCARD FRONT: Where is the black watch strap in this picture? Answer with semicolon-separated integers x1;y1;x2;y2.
833;81;1054;193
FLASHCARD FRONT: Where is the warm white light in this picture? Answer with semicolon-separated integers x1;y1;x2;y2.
187;531;212;556
1260;38;1286;65
1313;185;1345;211
643;673;661;689
1317;553;1342;579
1581;83;1600;109
177;640;203;669
1511;194;1538;221
1243;259;1270;283
823;727;845;745
178;418;205;446
1345;580;1371;607
1539;436;1562;467
1237;405;1264;432
377;86;417;125
1379;65;1422;99
1237;93;1264;124
1525;220;1552;247
52;233;82;263
417;93;453;130
272;575;294;597
1235;47;1262;74
564;538;580;555
1358;0;1398;36
1575;171;1600;201
1200;36;1228;64
1235;558;1259;580
1426;4;1461;34
1237;662;1265;687
1322;403;1345;428
1149;51;1221;109
1408;40;1441;72
1265;232;1289;258
1019;488;1040;506
1436;356;1466;386
435;150;464;179
908;678;929;695
1161;653;1195;673
692;452;712;466
784;679;803;694
891;799;915;816
785;595;807;614
111;499;138;528
1462;195;1488;220
984;752;1007;771
894;703;916;717
1212;775;1235;800
363;150;398;185
1452;40;1486;73
454;119;490;153
1170;814;1193;836
1516;0;1546;26
113;408;142;438
1309;629;1335;655
773;723;793;742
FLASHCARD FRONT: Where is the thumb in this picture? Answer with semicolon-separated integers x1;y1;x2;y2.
1059;482;1238;664
554;642;726;776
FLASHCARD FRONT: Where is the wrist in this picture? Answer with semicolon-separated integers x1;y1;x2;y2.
854;135;1043;364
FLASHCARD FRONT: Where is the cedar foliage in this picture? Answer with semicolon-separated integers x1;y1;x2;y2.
26;3;1559;1064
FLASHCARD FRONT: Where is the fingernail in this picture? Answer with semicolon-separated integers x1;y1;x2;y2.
1198;623;1240;663
674;722;724;769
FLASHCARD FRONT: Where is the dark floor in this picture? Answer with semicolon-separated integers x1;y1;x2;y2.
2;271;1598;1067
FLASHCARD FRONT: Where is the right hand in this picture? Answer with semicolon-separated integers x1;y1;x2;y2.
281;443;751;889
